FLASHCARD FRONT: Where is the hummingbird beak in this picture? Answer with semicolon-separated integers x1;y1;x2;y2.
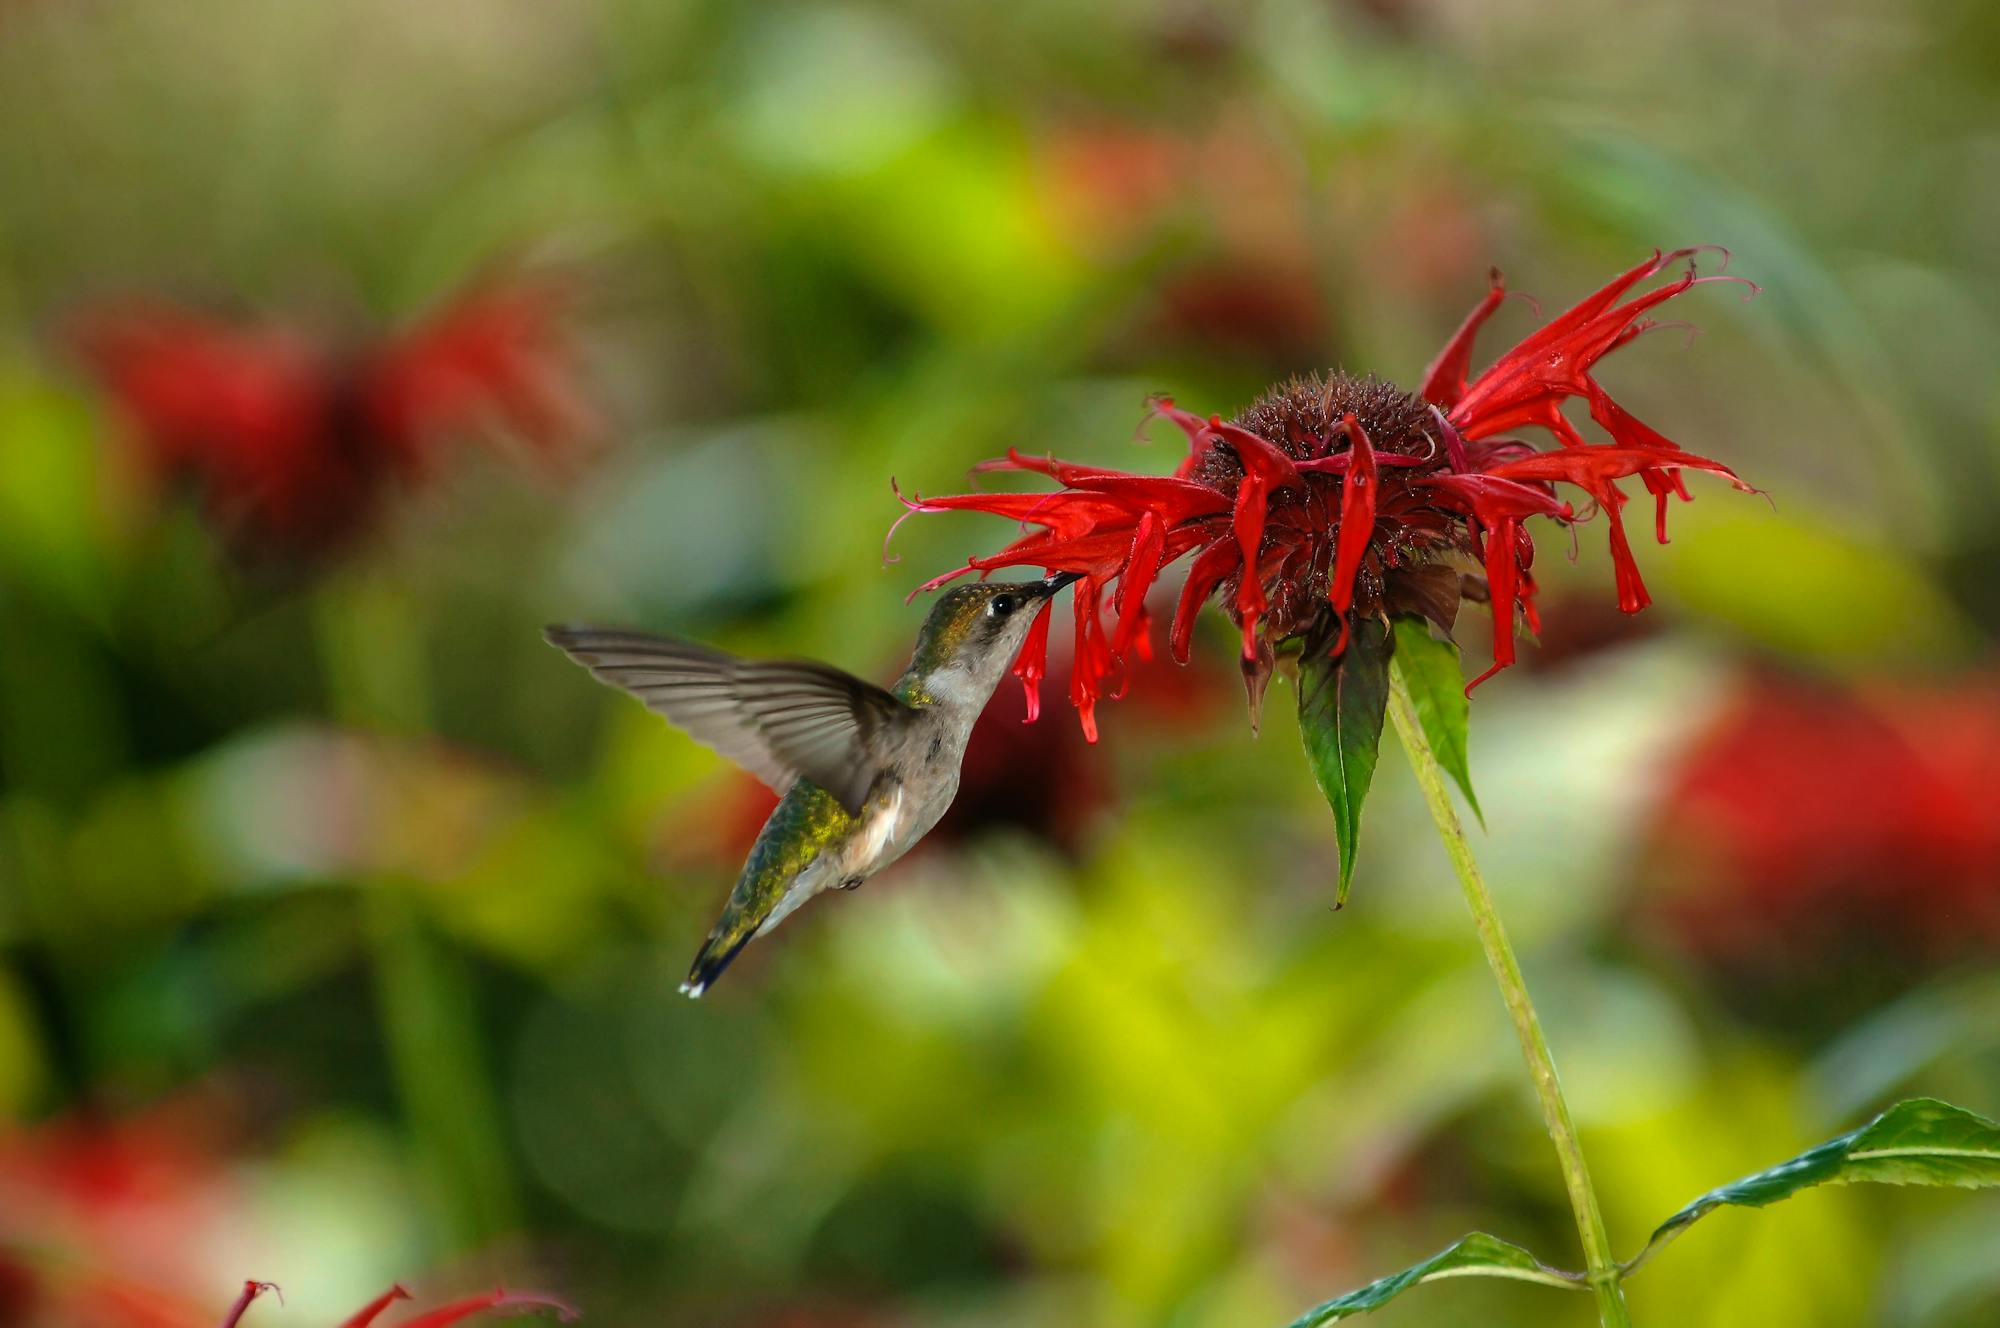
1040;571;1084;595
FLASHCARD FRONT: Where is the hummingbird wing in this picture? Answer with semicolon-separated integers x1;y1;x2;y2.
543;626;906;816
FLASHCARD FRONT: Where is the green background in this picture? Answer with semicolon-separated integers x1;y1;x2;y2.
2;1;1998;1324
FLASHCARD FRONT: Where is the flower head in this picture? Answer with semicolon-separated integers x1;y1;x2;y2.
901;250;1758;737
73;281;595;558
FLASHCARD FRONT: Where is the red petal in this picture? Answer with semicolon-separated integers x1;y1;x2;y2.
338;1286;415;1328
1170;538;1241;664
1230;473;1273;658
219;1281;281;1328
1012;599;1055;723
1327;414;1379;620
1144;396;1217;475
1483;445;1752;495
1419;268;1506;408
1467;516;1523;693
1208;417;1304;491
1069;578;1113;742
1416;472;1572;522
397;1289;579;1328
1449;250;1754;449
1113;512;1167;656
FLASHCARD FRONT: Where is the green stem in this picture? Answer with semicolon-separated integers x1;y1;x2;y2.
1386;658;1632;1328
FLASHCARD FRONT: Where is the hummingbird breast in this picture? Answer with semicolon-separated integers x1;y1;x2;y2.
751;771;956;939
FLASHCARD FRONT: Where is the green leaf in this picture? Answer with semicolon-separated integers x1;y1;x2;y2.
1287;1232;1581;1326
1389;616;1480;825
1626;1097;2000;1277
1296;616;1391;906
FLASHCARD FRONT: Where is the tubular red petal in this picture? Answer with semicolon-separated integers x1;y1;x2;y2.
1069;576;1112;742
1113;512;1166;656
339;1286;415;1328
1012;598;1055;722
1416;472;1572;522
911;562;980;598
1171;538;1241;664
220;1282;281;1328
1129;605;1156;662
1604;495;1651;613
1327;414;1379;619
1468;515;1523;694
397;1289;580;1328
1144;396;1217;474
967;527;1143;576
1419;268;1506;407
1208;417;1305;492
1067;472;1233;522
1230;473;1273;658
1449;250;1754;450
1484;445;1751;494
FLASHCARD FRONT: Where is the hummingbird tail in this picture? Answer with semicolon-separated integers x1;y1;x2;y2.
679;925;757;1000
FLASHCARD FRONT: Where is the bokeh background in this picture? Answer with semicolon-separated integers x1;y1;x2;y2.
3;0;1998;1324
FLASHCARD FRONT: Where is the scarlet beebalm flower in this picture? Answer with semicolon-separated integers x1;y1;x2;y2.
900;250;1759;738
73;281;595;557
222;1280;578;1328
1643;669;2000;970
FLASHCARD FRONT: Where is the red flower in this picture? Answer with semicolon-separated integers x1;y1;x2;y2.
222;1281;577;1328
1641;669;2000;970
73;282;594;557
900;250;1759;737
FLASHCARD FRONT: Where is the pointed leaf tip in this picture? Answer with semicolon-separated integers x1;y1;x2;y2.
1287;1232;1580;1325
1296;616;1392;905
1623;1097;2000;1279
1390;617;1482;825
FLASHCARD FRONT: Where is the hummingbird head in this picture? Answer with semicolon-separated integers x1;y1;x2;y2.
906;573;1080;709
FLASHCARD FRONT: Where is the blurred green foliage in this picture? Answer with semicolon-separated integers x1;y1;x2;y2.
2;1;1999;1325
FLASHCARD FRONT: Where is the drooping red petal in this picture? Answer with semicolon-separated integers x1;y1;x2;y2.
338;1286;416;1328
1113;512;1167;656
396;1288;579;1328
1229;477;1273;658
1012;598;1055;723
1207;417;1306;492
1468;516;1524;693
1069;577;1114;743
1170;537;1242;664
1327;414;1379;624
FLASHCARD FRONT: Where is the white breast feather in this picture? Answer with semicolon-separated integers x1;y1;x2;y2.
754;785;907;939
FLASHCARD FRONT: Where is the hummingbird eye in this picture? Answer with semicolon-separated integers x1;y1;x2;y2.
987;594;1016;618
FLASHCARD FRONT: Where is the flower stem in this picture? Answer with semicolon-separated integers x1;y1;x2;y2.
1385;659;1632;1328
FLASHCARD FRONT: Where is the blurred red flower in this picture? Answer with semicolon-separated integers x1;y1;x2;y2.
903;250;1759;738
0;1105;573;1328
1641;669;2000;967
72;281;595;557
0;1104;237;1328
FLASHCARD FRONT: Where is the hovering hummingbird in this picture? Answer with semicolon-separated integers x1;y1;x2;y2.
545;573;1080;997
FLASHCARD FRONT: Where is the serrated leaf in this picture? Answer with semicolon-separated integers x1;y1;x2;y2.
1389;616;1480;824
1296;616;1391;905
1287;1231;1581;1326
1625;1097;2000;1277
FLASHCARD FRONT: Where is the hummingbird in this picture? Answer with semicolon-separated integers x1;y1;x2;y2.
545;573;1080;998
